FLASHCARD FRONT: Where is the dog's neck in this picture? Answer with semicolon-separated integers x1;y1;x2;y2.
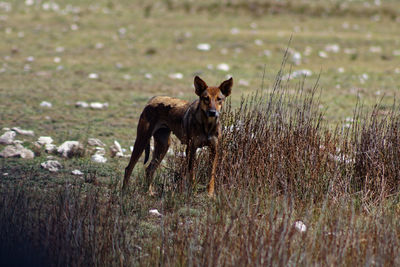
194;102;219;139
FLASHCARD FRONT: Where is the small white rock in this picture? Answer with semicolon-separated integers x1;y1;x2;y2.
145;73;153;79
0;144;34;159
12;127;35;136
88;138;105;147
283;69;313;80
318;51;328;58
37;136;53;145
75;101;89;108
110;140;124;157
149;209;162;217
57;141;83;158
294;221;307;233
369;46;382;53
90;102;108;109
95;42;104;49
230;27;240;35
254;39;263;46
41;160;62;172
40;101;52;108
325;44;340;53
55;46;65;53
169;73;183;80
0;131;16;145
45;143;56;153
88;73;99;79
197;43;211;51
71;169;83;176
291;52;302;65
94;147;106;156
91;154;107;163
238;79;249;87
217;63;230;72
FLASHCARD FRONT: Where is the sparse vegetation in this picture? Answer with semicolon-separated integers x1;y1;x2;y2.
1;0;400;266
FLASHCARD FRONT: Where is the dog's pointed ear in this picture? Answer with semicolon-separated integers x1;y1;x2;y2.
219;77;233;97
194;76;208;96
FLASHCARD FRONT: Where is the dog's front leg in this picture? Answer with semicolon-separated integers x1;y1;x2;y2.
185;144;196;193
208;137;218;197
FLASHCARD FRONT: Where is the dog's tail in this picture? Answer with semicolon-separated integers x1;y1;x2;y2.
144;143;150;164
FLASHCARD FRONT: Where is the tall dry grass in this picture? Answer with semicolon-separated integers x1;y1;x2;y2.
1;56;400;265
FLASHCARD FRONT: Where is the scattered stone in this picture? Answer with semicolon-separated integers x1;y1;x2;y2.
37;136;53;146
88;138;105;147
197;43;211;51
294;221;307;233
88;73;99;79
75;101;89;108
238;79;250;87
291;51;302;65
57;141;84;158
55;46;65;53
45;143;57;153
263;50;271;57
110;140;124;158
393;50;400;56
12;127;35;136
0;131;16;145
40;101;52;108
169;73;183;80
91;154;107;163
41;160;62;172
71;169;83;176
90;102;108;109
95;42;104;49
217;63;230;72
369;46;382;53
230;27;240;35
149;209;162;217
0;144;34;159
145;73;153;79
283;69;313;80
318;51;328;58
325;44;340;53
94;146;106;155
254;39;263;46
344;48;357;54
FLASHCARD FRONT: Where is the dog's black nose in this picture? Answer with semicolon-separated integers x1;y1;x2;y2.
207;110;218;117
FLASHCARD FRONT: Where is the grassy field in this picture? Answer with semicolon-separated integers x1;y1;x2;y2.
1;0;400;266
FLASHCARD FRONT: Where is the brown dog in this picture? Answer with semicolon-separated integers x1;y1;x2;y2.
122;76;233;196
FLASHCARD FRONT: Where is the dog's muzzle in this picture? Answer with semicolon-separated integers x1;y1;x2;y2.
207;109;219;118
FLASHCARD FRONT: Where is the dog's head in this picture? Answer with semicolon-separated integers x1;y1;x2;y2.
194;76;233;118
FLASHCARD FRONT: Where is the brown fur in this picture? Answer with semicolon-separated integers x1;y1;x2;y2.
122;76;233;197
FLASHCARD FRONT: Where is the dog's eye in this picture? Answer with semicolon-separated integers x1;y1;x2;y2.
217;97;222;102
203;97;210;102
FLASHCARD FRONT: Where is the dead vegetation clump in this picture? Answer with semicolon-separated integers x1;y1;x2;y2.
2;59;400;265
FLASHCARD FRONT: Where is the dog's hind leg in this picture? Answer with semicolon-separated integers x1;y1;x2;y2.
122;117;152;191
145;128;171;195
